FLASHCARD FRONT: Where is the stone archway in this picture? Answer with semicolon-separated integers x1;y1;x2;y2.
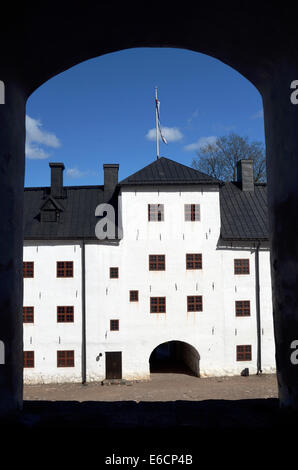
149;341;200;377
1;2;298;415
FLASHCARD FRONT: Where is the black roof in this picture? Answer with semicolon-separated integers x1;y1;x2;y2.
23;186;105;240
23;158;269;241
219;182;268;241
119;156;221;185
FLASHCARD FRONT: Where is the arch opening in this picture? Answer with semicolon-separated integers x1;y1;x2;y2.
149;341;200;377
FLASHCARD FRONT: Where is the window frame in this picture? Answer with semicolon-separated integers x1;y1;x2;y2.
150;296;166;313
235;300;251;317
24;351;35;368
236;345;252;361
110;319;119;331
110;267;119;279
186;253;202;270
184;204;200;221
234;259;250;275
148;204;164;222
57;350;75;367
149;254;166;271
57;306;74;323
23;261;34;278
56;261;74;278
187;295;203;312
129;290;139;302
23;306;34;323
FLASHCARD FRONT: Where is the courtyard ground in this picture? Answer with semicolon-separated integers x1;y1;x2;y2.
23;372;278;402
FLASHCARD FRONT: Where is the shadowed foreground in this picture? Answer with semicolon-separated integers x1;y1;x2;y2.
2;399;298;462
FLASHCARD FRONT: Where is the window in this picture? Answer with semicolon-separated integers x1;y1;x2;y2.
186;253;202;270
150;297;166;313
149;255;166;271
110;319;119;331
185;204;200;221
234;259;250;274
24;351;34;368
57;306;74;322
187;296;203;312
110;267;119;279
237;345;252;361
130;290;139;302
235;301;251;317
57;350;75;367
23;307;34;323
57;261;73;277
23;262;34;278
148;204;164;221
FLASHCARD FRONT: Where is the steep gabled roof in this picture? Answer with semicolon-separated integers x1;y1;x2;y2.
23;186;107;240
119;156;221;186
219;182;268;240
23;157;269;242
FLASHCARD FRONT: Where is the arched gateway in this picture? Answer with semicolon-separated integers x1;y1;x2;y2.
149;341;200;377
1;3;298;414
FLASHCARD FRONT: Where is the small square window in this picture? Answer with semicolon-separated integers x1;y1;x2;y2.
23;262;34;278
234;259;250;274
148;204;164;221
57;261;73;277
23;307;34;323
236;345;252;361
187;296;203;312
150;297;166;313
24;351;34;368
186;254;202;270
149;255;166;271
110;319;119;331
130;290;139;302
57;350;74;367
57;306;74;322
185;204;200;221
235;301;250;317
110;267;119;279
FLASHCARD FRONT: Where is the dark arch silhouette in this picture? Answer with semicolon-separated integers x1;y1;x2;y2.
1;2;298;415
149;341;200;377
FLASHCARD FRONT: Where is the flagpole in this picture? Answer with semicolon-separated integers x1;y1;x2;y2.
155;86;159;159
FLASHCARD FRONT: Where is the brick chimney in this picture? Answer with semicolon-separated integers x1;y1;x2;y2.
236;159;254;191
103;164;119;201
49;162;65;198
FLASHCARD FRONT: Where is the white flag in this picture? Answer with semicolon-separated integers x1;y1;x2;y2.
155;98;168;144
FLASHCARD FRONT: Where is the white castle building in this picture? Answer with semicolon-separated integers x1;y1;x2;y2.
23;157;276;384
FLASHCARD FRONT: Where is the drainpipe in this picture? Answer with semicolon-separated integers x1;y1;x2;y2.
81;239;87;384
255;241;262;374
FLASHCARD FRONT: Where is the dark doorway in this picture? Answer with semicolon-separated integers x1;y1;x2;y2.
105;352;122;379
149;341;200;376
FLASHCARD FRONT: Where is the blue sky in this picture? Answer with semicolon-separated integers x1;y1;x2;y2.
25;47;265;187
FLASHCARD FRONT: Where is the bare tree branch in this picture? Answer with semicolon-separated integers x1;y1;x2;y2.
191;132;266;182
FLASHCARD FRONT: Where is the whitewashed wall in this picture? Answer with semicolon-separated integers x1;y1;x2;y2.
23;241;83;383
23;185;276;383
219;242;275;376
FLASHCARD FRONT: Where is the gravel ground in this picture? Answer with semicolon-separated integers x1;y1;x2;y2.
23;372;278;402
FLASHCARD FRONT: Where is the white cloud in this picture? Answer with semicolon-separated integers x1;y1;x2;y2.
25;115;61;159
184;136;217;151
66;167;97;179
146;127;183;142
250;109;263;120
66;168;88;178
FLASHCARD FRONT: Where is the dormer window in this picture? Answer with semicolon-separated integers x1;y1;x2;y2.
41;209;58;222
40;196;63;223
